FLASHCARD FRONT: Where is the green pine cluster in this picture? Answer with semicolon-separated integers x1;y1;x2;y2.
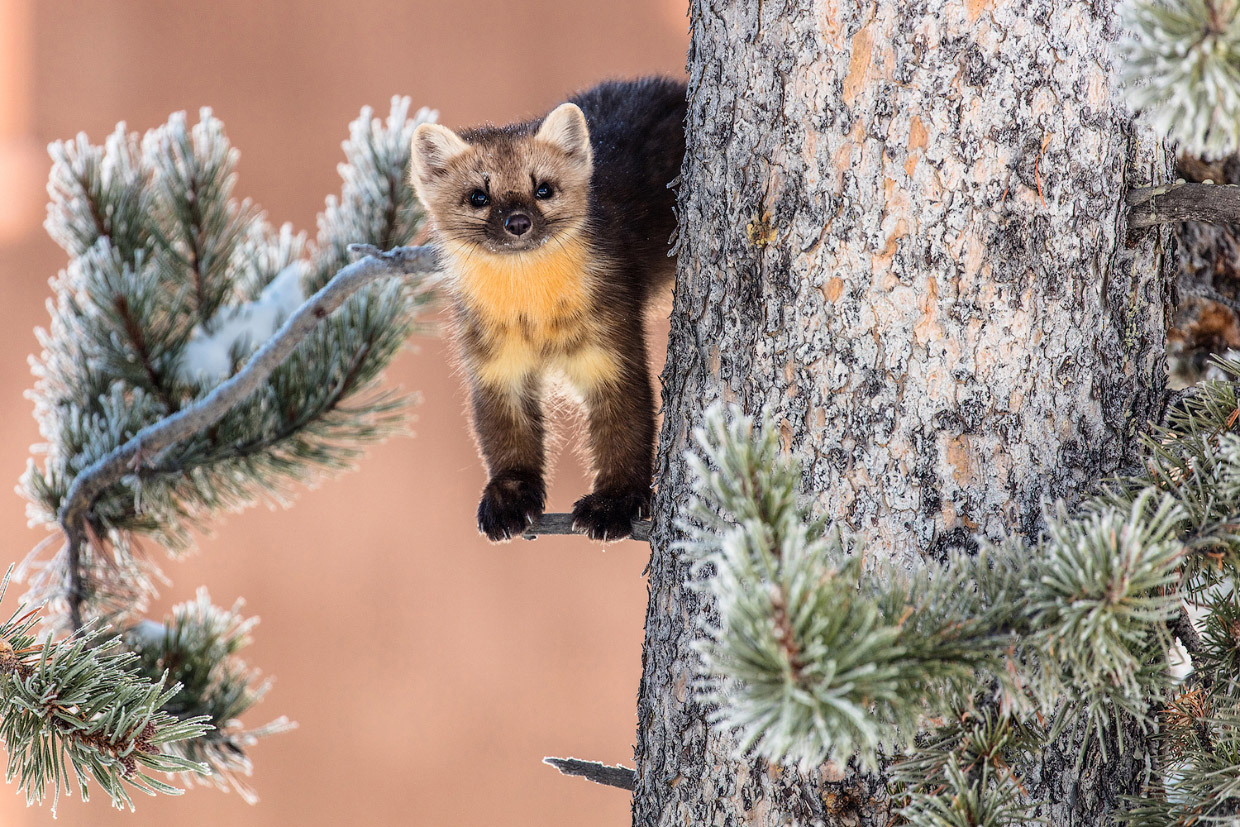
685;372;1240;825
123;590;294;803
5;98;434;810
0;572;210;811
1119;0;1240;159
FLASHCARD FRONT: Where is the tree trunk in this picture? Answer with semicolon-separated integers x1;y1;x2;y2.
634;1;1170;825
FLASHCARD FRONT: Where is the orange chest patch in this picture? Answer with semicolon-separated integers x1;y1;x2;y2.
444;238;618;391
443;238;595;338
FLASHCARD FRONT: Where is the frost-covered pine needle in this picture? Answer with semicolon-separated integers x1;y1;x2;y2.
11;98;438;811
682;398;1232;822
1118;0;1240;158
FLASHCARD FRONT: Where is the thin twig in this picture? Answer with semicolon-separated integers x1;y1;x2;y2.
1180;283;1240;320
57;244;441;630
522;513;652;543
543;756;636;791
1127;182;1240;229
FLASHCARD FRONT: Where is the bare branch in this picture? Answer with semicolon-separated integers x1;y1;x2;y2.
543;756;636;791
58;244;442;630
1127;182;1240;229
523;513;652;543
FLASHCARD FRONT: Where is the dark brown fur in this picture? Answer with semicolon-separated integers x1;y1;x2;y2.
411;77;687;541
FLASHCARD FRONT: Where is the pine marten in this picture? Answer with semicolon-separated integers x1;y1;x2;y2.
410;77;687;541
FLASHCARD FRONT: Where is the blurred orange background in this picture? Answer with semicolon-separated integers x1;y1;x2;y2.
0;2;687;825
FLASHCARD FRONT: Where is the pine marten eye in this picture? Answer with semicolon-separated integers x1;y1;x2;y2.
535;182;554;200
469;190;490;208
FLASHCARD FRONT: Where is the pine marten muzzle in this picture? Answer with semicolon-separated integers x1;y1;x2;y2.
410;77;687;541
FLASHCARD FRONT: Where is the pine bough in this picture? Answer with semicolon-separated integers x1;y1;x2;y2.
1119;0;1240;160
685;376;1240;826
5;99;437;811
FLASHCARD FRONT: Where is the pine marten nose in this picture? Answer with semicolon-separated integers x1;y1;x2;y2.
504;213;532;236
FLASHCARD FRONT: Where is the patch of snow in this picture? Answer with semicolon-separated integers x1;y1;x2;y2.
126;619;168;648
1168;636;1193;682
176;262;307;386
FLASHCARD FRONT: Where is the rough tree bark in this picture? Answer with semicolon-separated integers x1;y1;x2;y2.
633;1;1170;825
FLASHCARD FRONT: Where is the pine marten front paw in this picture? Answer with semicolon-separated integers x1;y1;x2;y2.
477;471;546;542
571;488;650;541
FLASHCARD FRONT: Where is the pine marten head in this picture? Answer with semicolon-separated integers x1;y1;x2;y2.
410;104;593;255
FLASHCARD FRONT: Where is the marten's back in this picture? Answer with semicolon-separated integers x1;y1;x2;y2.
571;77;687;293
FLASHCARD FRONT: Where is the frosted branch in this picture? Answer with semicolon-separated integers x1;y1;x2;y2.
58;244;442;629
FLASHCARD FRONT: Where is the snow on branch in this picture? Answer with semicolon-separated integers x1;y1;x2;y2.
176;262;309;385
58;244;441;629
16;99;439;811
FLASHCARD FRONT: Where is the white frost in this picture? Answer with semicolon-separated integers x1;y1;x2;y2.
176;262;307;385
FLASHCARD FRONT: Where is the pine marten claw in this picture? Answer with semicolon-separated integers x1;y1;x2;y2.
571;490;650;541
477;471;546;543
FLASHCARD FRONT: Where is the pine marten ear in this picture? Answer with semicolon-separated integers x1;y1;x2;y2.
536;103;592;166
410;123;470;183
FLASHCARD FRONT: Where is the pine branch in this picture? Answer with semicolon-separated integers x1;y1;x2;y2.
685;404;1191;817
26;102;439;625
18;101;438;811
143;109;253;324
1118;0;1240;158
684;368;1240;822
542;756;636;791
892;705;1040;823
522;513;652;542
58;244;440;630
897;755;1031;827
1128;182;1240;228
124;591;295;803
0;574;211;813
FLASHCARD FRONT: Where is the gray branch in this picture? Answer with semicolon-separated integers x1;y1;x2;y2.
1127;182;1240;229
523;513;652;542
57;243;442;630
543;756;636;791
